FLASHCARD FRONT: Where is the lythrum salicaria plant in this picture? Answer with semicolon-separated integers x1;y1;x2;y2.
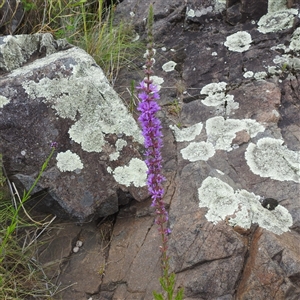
137;5;183;300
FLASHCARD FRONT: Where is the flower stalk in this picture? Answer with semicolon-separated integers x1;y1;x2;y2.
137;5;183;300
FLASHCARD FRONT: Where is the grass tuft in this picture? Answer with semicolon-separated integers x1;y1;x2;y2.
0;152;60;299
15;0;144;84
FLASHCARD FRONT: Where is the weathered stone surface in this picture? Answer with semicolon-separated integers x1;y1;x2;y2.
37;223;82;278
0;33;148;222
103;0;300;299
169;211;247;298
37;222;110;300
114;0;185;35
236;229;300;299
239;0;268;20
0;33;71;72
100;200;162;299
1;1;300;299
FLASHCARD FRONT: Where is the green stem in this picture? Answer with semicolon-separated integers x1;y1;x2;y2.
0;146;56;262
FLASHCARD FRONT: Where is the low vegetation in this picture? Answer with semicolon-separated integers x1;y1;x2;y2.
0;151;60;299
0;0;144;298
1;0;143;84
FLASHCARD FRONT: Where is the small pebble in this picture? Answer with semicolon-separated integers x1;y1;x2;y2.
76;240;83;247
73;246;79;253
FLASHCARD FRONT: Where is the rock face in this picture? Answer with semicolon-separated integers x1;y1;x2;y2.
1;0;300;299
100;0;300;299
0;33;148;222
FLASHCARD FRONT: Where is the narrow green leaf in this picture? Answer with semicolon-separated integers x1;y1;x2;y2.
69;0;87;7
175;288;184;300
153;291;164;300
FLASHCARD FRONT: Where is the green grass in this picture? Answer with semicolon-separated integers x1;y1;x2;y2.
17;0;144;84
0;151;60;299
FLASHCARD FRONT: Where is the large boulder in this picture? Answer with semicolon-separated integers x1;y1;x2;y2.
0;33;148;222
100;1;300;299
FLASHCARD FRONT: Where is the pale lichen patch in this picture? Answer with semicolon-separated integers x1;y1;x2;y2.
169;122;203;142
109;139;127;161
215;0;226;13
198;176;293;234
224;31;252;53
56;150;83;172
68;116;105;152
187;6;213;18
150;75;164;90
115;139;127;151
272;54;300;70
290;27;300;51
21;48;143;152
1;34;68;72
268;0;287;12
195;7;213;17
254;71;268;80
206;116;265;151
187;9;195;17
109;152;119;161
267;66;280;75
0;35;29;71
257;9;298;34
181;142;215;162
243;71;254;78
200;82;239;114
162;61;177;72
201;82;226;96
245;137;300;183
111;158;147;187
0;95;9;108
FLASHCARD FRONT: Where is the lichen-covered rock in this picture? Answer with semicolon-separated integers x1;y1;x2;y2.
0;33;148;222
0;33;71;73
102;0;300;298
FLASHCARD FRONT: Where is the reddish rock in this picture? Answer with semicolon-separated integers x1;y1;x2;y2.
168;211;247;298
232;130;251;145
100;200;162;299
230;81;282;123
237;228;300;299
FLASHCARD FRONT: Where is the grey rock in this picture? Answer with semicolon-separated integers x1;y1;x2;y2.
0;33;148;222
99;1;300;299
0;33;71;73
226;3;242;25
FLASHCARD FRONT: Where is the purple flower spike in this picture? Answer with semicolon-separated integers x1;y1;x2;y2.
137;50;169;243
50;141;58;149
